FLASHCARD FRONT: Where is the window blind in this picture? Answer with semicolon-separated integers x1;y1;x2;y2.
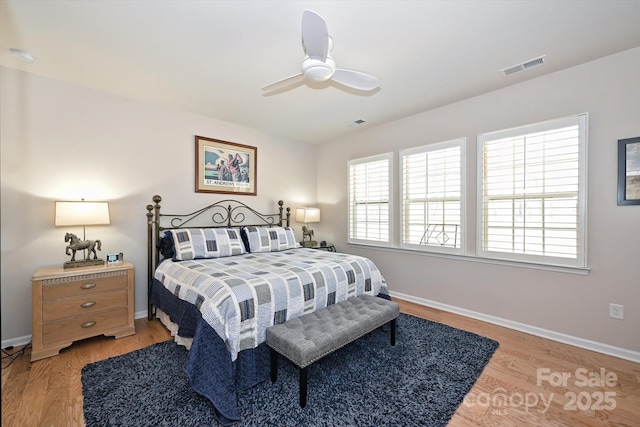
401;139;465;253
348;154;392;243
478;114;587;267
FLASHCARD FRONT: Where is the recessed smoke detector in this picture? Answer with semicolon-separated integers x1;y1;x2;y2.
500;55;545;76
10;48;34;63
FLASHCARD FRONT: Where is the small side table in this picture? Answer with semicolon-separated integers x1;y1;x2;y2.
31;261;136;361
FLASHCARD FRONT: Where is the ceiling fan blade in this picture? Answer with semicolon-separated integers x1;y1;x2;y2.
301;9;328;60
262;73;304;92
332;69;380;91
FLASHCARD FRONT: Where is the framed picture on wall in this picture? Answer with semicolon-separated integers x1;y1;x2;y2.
617;136;640;205
195;136;257;195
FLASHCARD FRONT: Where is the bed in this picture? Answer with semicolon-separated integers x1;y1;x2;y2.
145;195;389;425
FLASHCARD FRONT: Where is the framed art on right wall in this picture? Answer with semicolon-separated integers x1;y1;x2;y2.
617;136;640;205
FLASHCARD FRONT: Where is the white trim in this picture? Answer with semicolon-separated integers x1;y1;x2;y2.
1;334;31;350
7;305;637;364
391;290;640;363
349;242;590;275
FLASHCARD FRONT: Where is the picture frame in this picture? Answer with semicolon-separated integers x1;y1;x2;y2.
195;136;257;195
617;136;640;206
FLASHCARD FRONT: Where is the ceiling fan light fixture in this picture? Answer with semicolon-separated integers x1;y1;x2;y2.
302;56;335;82
263;10;379;93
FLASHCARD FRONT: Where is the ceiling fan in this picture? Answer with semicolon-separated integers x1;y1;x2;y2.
262;10;380;93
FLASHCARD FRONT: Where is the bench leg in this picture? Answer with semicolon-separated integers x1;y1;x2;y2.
390;319;396;346
270;348;278;383
299;366;308;408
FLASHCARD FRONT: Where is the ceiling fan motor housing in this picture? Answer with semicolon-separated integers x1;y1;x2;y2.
302;56;335;82
262;11;378;92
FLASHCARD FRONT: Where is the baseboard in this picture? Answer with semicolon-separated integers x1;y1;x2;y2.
6;303;639;363
135;309;148;320
390;290;640;364
1;335;32;350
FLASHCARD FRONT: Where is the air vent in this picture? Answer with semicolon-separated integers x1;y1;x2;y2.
501;55;546;76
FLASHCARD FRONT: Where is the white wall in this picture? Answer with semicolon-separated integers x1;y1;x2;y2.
0;67;317;343
316;47;640;356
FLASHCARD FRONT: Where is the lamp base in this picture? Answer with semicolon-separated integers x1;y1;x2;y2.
63;259;105;269
300;240;318;248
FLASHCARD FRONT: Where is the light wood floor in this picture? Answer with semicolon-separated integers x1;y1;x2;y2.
2;299;639;426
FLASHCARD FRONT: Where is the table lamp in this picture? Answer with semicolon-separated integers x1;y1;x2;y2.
55;200;110;268
296;207;320;247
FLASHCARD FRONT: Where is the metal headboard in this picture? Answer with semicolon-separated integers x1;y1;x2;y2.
145;194;291;319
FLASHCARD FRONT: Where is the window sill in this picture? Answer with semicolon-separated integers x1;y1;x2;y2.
347;243;590;275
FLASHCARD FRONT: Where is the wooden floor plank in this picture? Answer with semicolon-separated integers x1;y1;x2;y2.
2;303;639;426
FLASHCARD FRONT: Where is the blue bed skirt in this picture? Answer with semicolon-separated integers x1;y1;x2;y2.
150;279;274;425
150;278;392;425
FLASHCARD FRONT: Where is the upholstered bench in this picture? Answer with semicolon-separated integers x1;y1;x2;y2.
266;294;400;408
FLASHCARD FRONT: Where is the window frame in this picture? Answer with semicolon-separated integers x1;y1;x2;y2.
476;114;588;268
347;153;394;246
399;138;466;255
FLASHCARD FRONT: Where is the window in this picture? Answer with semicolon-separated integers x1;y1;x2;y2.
477;114;588;267
401;139;465;254
348;153;392;244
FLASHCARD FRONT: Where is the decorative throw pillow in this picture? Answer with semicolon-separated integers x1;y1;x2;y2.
158;231;175;260
241;226;300;253
169;228;246;261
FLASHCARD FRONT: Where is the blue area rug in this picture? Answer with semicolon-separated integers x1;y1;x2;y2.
82;313;498;426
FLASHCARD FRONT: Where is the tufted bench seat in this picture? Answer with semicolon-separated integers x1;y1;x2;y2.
266;294;399;408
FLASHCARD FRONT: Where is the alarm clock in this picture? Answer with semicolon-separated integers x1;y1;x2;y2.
107;252;123;264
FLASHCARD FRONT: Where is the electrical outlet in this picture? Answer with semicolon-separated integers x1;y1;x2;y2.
609;303;624;319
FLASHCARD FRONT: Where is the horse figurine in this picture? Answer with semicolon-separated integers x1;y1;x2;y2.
302;225;315;242
64;232;102;261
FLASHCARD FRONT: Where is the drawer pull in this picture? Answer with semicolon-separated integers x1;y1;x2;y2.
80;301;96;309
81;283;96;290
81;321;97;328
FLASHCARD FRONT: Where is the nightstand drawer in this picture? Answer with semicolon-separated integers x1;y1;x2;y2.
42;289;128;322
42;273;126;301
42;308;129;346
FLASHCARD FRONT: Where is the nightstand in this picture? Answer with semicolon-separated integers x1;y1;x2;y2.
310;243;336;252
31;261;135;361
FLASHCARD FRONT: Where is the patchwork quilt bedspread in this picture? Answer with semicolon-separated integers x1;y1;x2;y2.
154;247;388;361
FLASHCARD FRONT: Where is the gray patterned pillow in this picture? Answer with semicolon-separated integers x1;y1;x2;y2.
242;226;300;253
169;228;245;261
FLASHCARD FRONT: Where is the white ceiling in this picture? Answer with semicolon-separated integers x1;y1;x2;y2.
2;1;640;144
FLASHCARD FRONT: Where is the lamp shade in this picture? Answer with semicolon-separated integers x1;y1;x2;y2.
295;207;320;223
55;201;110;226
